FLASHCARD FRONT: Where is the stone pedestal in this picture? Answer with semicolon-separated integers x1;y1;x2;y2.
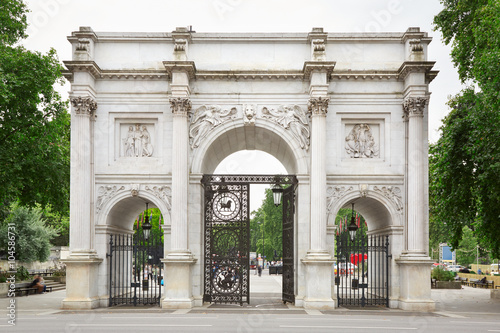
61;253;103;309
161;252;197;309
302;252;336;309
396;255;435;311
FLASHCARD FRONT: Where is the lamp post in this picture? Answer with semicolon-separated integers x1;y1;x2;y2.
142;202;152;241
347;202;359;242
272;183;283;207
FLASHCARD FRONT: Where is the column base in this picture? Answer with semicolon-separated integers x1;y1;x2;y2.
161;251;197;309
61;252;103;310
301;251;336;310
396;254;435;312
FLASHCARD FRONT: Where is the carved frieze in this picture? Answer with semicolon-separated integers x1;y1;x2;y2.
145;185;172;210
189;105;237;149
345;124;379;159
403;97;428;119
262;105;310;150
307;97;329;116
123;124;154;157
71;96;97;118
169;97;192;116
243;104;256;126
373;185;403;214
96;185;126;213
326;185;354;215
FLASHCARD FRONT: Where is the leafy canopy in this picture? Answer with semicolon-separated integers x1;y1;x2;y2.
432;0;500;257
0;0;70;215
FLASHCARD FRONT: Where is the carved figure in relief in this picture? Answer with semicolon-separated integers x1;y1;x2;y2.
243;104;256;125
133;124;143;157
262;105;310;150
141;126;154;157
124;126;135;157
189;105;237;148
345;124;379;158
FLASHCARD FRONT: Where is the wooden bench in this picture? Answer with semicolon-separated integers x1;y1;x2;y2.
457;277;468;285
475;280;494;289
14;283;53;296
466;278;479;287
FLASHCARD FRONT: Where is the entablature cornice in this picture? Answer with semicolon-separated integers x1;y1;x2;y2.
163;61;196;80
63;61;168;81
195;70;304;81
398;61;436;82
303;61;336;81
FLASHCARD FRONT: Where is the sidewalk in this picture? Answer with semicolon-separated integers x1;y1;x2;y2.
1;270;499;317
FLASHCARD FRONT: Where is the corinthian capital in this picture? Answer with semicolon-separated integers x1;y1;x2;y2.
307;97;330;116
71;96;97;118
169;97;192;116
403;97;428;119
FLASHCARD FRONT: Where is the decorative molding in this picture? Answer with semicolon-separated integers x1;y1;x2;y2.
307;97;330;116
76;38;90;52
409;39;423;52
331;72;398;81
96;185;126;213
373;185;403;214
345;123;379;159
262;105;310;150
169;97;192;116
359;183;368;198
63;61;101;80
163;61;196;80
189;105;237;149
243;104;256;126
123;124;154;157
145;185;172;210
403;97;428;119
130;184;140;197
326;185;354;215
397;61;435;81
174;38;187;52
70;96;97;118
195;70;303;81
303;61;336;81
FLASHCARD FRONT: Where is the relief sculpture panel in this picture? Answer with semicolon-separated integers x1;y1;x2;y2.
345;123;379;158
122;123;154;157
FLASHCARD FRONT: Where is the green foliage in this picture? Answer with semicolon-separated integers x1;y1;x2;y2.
0;0;70;216
456;226;478;267
52;267;66;277
0;204;57;263
0;0;28;45
0;275;6;283
133;208;164;242
431;267;455;282
15;265;30;281
250;188;283;260
432;0;500;257
42;205;69;246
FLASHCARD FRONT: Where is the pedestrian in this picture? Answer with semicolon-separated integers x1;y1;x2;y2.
478;268;482;275
29;275;46;294
258;265;262;277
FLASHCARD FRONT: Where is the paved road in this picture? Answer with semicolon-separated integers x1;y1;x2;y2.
1;270;499;332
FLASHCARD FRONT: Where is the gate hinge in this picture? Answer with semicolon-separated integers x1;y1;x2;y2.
106;253;111;258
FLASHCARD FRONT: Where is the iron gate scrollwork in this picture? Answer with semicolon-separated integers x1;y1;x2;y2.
203;178;250;305
336;233;390;308
202;174;297;305
108;232;163;306
282;185;295;304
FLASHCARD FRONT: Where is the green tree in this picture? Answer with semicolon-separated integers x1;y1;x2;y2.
432;0;500;257
456;226;478;267
0;0;70;215
251;188;283;261
0;203;57;263
43;205;69;247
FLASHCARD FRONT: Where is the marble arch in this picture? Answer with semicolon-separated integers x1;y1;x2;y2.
62;26;437;312
191;120;308;175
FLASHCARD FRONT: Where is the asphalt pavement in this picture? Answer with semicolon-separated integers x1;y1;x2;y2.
1;269;499;332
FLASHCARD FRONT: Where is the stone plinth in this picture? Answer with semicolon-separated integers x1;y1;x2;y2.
396;255;435;311
61;254;102;309
161;252;197;309
302;251;336;310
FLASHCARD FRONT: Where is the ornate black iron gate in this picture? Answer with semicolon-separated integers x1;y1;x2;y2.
108;232;163;306
282;185;295;304
202;175;297;305
336;233;390;307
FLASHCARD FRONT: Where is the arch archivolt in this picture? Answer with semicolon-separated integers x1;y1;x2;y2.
95;183;172;230
326;183;404;231
190;112;309;175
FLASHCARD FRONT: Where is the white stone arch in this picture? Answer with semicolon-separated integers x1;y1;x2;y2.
190;118;309;175
327;186;403;231
96;185;171;231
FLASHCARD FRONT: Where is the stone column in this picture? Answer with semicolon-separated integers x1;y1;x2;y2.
301;95;335;310
62;95;102;309
162;52;197;307
403;97;428;254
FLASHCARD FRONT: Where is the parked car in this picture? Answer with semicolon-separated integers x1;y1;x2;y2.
447;265;464;272
431;263;447;270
